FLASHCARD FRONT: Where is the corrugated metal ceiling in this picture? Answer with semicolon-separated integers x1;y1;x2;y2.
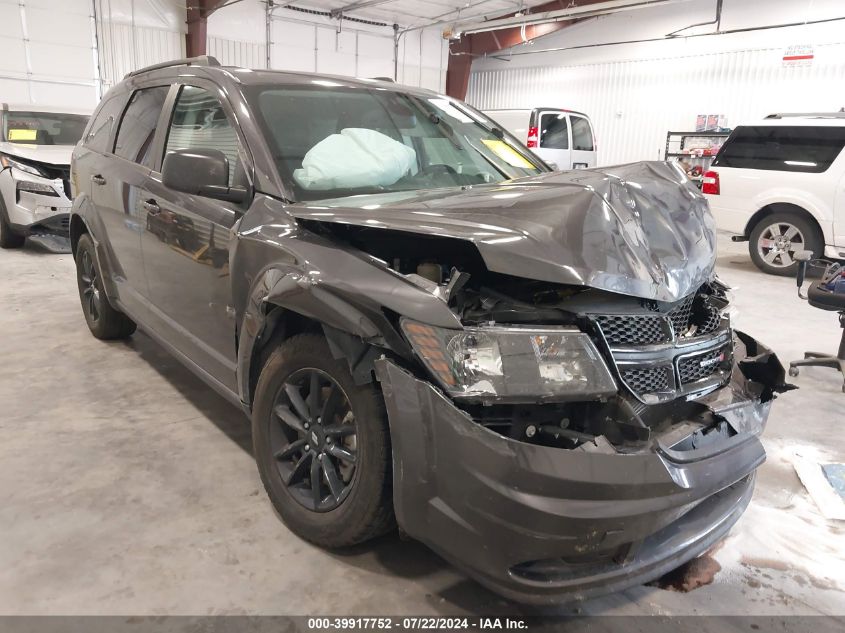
278;0;554;27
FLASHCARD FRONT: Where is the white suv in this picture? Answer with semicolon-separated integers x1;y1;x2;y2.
0;105;89;248
703;114;845;275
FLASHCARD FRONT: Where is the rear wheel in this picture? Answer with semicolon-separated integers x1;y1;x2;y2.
749;212;823;276
75;233;136;339
252;333;394;548
0;200;25;249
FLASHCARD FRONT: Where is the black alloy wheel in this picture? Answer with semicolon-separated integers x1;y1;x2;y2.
271;368;358;512
79;248;102;323
252;333;394;548
74;233;136;339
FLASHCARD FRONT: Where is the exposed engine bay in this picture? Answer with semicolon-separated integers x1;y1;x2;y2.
300;219;786;456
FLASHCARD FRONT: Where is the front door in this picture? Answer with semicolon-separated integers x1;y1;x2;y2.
90;85;170;314
535;110;572;170
140;84;249;392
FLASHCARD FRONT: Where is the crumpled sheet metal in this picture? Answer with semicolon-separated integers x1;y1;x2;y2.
291;161;717;303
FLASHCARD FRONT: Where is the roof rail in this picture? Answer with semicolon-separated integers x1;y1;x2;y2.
765;111;845;119
125;55;220;79
371;76;394;82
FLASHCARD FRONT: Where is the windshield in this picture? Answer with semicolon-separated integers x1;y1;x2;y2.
248;84;546;201
5;111;89;145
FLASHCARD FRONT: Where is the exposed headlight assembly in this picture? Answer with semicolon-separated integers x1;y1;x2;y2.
0;154;47;178
401;319;617;402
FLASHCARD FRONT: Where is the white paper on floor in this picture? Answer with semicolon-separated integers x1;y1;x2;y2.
713;443;845;601
793;452;845;521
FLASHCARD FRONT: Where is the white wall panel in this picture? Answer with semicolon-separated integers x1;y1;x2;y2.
97;22;184;90
208;36;266;69
207;0;448;91
0;0;97;108
468;42;845;166
467;0;845;166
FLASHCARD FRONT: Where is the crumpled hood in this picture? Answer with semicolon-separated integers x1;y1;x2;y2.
291;161;717;303
0;142;74;166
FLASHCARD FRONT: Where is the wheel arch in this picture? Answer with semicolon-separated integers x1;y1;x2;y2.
743;202;824;242
69;213;89;257
237;268;407;410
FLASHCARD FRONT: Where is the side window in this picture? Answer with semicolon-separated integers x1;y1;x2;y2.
164;85;241;186
571;116;594;151
713;125;845;173
113;86;170;166
540;113;568;149
84;95;125;153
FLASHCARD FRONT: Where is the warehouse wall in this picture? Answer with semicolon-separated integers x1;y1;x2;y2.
466;0;845;165
0;0;184;110
95;0;185;92
206;0;448;92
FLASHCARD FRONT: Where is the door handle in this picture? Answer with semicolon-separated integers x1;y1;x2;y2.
91;174;106;185
142;200;161;215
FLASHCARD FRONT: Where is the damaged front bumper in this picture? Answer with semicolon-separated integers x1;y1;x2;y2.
0;168;71;236
374;332;788;604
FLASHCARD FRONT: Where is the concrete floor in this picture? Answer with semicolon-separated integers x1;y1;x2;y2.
0;234;843;617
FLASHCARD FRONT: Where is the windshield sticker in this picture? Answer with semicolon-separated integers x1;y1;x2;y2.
481;139;535;169
8;129;37;141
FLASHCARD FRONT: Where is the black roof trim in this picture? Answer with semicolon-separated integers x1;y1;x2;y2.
125;55;220;79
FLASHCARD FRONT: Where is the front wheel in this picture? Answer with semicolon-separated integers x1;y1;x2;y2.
75;233;137;339
252;333;394;548
748;212;823;276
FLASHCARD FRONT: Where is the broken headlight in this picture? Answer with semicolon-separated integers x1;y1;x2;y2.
401;319;617;402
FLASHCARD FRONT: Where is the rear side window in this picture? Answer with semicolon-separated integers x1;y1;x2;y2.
84;95;125;153
113;86;170;167
712;125;845;173
571;116;594;151
539;113;568;149
164;85;241;186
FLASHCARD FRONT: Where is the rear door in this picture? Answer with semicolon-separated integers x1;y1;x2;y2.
139;82;249;392
535;109;571;170
90;84;171;314
569;114;596;168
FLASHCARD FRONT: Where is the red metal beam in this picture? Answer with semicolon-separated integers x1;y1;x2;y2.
186;0;229;57
445;0;606;100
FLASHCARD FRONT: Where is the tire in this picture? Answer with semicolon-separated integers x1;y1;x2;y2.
75;233;137;339
748;212;824;277
0;199;25;249
252;333;394;548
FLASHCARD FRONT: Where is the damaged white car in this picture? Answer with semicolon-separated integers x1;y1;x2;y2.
0;105;89;248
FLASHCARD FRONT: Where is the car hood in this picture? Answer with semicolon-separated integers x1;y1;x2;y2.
0;142;74;166
290;161;717;303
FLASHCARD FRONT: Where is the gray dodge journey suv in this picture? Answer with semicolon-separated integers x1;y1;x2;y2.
70;56;789;603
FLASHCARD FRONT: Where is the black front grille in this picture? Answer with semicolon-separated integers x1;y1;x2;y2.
696;304;723;335
62;179;72;199
668;296;695;336
596;314;668;346
622;366;670;394
678;347;728;384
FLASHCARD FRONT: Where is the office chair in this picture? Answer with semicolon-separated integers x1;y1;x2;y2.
789;251;845;392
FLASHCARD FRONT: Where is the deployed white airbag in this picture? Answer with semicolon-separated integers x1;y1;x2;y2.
293;128;416;190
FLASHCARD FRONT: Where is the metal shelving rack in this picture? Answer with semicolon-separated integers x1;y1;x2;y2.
665;131;731;187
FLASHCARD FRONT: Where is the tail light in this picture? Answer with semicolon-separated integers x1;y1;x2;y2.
527;126;538;148
702;170;720;195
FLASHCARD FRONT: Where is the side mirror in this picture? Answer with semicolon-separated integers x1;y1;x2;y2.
162;148;249;204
